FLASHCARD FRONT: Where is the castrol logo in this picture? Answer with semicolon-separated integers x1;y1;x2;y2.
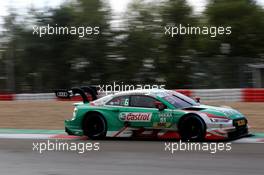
119;112;152;122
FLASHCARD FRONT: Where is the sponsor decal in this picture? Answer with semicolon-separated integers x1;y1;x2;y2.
119;112;152;122
153;122;172;128
234;119;246;126
56;91;69;98
158;112;173;125
159;113;172;118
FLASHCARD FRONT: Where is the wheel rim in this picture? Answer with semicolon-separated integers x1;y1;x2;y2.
181;118;203;140
86;117;105;137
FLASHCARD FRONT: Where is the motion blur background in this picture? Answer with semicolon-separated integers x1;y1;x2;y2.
0;0;263;93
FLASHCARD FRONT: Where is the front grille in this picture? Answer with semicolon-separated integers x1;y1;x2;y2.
228;126;248;139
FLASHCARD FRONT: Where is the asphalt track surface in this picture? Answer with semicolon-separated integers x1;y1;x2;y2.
0;139;263;175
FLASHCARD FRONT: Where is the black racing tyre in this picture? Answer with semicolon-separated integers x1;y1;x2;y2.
83;113;107;139
178;115;206;141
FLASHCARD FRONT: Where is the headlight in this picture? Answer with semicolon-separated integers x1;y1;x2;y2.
210;117;230;123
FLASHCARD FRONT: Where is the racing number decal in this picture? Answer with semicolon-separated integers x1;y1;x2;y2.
154;112;173;128
124;99;129;106
160;117;167;123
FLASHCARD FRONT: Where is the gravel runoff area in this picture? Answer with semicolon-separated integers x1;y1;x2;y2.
0;101;263;132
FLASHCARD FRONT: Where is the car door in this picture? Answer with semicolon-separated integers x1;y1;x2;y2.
106;94;176;129
118;95;161;128
104;95;131;129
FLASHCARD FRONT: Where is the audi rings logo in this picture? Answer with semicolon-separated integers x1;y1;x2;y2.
56;91;69;98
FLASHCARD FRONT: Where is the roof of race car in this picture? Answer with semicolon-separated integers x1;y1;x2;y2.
92;89;172;105
96;89;172;101
110;88;172;97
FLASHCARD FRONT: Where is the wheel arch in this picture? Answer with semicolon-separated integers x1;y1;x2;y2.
178;112;207;131
82;111;107;131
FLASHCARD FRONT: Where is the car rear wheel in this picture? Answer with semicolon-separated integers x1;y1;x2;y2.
179;115;206;141
83;113;107;139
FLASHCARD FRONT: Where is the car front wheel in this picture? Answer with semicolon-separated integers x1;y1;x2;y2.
179;115;206;141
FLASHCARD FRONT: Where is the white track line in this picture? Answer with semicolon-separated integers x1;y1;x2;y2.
233;138;264;143
0;134;55;139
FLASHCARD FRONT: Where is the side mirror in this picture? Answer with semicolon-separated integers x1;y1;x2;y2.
154;101;167;111
194;97;200;103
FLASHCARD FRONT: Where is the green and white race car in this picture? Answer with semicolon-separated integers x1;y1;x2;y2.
56;87;249;141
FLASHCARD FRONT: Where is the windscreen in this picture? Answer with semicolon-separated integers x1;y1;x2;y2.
157;91;198;109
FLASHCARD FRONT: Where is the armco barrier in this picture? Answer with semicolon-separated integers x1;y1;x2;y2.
0;93;14;101
15;93;55;101
242;88;264;102
192;89;242;102
175;89;192;97
57;95;94;102
0;89;264;102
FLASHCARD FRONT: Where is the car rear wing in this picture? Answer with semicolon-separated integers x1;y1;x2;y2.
55;86;98;103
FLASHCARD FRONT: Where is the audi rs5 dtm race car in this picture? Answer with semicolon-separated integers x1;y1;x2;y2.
55;87;249;141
